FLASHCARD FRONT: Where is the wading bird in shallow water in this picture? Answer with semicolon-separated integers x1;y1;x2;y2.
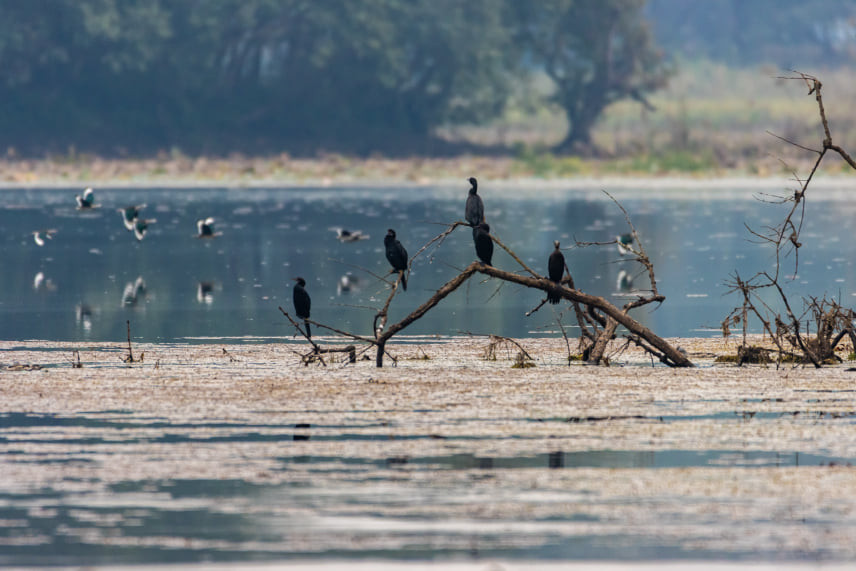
76;187;96;209
133;218;156;241
547;240;565;304
118;204;146;231
617;233;634;256
331;227;369;242
196;217;221;238
473;222;493;266
32;229;57;247
465;177;484;227
292;277;312;338
384;229;408;291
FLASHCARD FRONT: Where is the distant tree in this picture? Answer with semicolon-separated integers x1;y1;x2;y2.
515;0;670;154
161;0;516;152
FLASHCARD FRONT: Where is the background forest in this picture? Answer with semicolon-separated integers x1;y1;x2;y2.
1;0;856;161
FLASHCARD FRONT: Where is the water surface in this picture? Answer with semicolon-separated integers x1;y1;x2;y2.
1;184;854;341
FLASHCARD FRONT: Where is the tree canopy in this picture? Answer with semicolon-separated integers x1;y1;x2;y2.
0;0;848;156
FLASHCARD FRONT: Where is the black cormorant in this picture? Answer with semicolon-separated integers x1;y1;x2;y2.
384;228;408;291
292;277;312;338
547;240;565;304
473;222;493;266
465;177;484;227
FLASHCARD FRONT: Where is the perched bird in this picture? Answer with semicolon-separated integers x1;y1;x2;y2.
76;187;96;209
32;229;57;247
196;217;221;238
332;227;369;242
384;228;408;291
617;233;634;256
547;240;565;304
119;204;146;231
465;176;484;227
292;277;312;338
473;222;493;266
133;218;156;241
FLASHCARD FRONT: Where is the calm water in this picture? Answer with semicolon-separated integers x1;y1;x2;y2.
2;184;855;343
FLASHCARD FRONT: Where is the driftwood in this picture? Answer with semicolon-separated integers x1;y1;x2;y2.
723;72;856;366
278;306;357;366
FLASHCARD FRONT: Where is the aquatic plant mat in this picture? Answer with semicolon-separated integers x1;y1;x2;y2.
2;336;856;566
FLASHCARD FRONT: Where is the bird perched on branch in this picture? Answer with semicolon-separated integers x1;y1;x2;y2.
547;241;565;304
76;187;97;209
384;228;408;291
465;177;484;227
119;204;146;231
292;277;312;338
473;222;493;266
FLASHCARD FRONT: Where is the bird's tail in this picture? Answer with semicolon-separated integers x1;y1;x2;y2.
400;271;407;291
304;320;311;339
547;281;561;304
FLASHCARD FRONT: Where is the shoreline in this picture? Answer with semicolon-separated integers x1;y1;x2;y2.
0;155;851;191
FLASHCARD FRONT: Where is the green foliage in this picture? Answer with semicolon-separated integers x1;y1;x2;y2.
619;150;718;174
513;146;588;177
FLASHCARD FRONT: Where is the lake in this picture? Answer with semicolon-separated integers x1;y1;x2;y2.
1;182;855;342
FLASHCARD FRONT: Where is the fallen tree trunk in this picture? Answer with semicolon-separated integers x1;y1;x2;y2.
373;262;692;368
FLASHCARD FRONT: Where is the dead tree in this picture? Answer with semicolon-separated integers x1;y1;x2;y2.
723;72;856;366
281;210;691;368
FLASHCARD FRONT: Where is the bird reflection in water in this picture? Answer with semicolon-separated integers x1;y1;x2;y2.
616;269;634;293
122;276;147;306
196;281;216;305
337;273;362;295
33;272;57;292
32;229;57;247
75;304;93;332
293;423;311;441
